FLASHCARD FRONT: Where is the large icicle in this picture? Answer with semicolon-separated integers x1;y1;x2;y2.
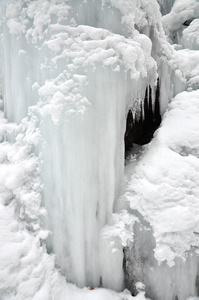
0;0;157;291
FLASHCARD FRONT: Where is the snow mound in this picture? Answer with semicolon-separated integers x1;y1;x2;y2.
124;89;199;265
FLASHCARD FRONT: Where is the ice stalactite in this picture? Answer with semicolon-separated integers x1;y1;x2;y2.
112;86;199;299
124;79;161;157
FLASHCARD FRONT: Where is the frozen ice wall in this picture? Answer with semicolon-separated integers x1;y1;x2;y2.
103;1;199;299
117;88;199;300
158;0;176;15
2;0;199;299
0;0;159;291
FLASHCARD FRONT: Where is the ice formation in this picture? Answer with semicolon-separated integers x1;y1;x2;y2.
0;0;199;299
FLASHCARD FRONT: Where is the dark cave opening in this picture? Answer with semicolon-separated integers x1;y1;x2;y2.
124;79;161;158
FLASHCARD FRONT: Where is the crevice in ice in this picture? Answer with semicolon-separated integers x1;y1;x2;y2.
195;271;199;296
124;79;161;158
183;19;195;27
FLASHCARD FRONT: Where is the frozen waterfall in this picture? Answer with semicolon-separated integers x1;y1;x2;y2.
1;1;199;300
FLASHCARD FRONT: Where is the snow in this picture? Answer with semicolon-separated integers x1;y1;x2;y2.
0;0;199;299
122;89;199;263
0;110;144;299
182;19;199;50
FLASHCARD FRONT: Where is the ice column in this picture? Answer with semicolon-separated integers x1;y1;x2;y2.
0;0;157;290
